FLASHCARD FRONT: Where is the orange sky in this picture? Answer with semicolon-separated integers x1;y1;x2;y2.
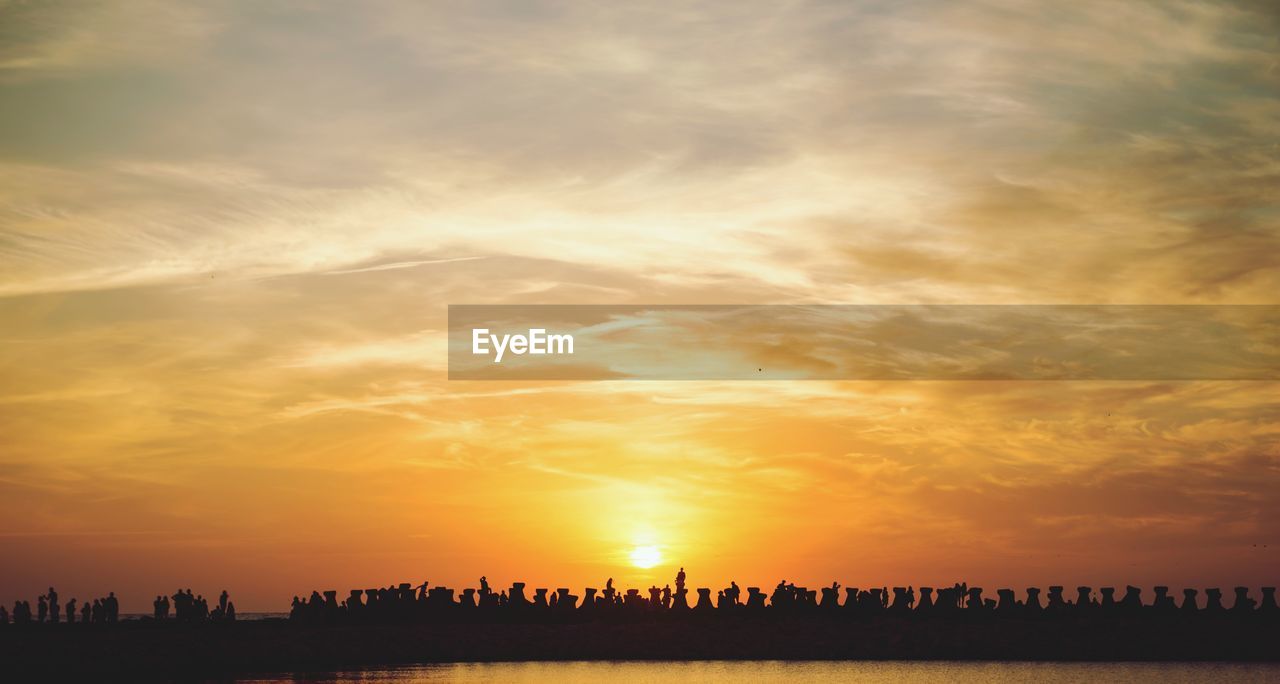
1;1;1278;611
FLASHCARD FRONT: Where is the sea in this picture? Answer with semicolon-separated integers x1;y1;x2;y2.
232;661;1280;683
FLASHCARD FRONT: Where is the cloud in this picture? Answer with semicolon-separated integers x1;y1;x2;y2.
1;1;1271;301
0;0;1277;606
321;256;487;276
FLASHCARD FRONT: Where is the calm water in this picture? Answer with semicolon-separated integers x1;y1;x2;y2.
235;661;1280;683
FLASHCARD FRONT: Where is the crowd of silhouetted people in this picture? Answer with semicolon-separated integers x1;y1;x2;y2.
1;587;233;626
1;587;120;626
285;568;1280;624
153;589;236;622
5;571;1276;629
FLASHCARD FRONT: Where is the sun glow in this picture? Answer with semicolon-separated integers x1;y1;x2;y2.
629;545;662;569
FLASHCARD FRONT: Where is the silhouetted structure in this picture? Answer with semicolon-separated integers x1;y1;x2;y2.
5;574;1278;632
254;567;1280;632
3;571;1280;680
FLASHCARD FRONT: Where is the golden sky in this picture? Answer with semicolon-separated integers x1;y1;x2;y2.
1;0;1278;611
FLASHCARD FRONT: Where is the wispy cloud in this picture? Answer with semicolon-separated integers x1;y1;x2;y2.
321;256;487;276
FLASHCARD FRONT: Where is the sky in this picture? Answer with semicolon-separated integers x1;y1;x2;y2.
1;0;1277;612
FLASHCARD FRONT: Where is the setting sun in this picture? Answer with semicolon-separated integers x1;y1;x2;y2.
629;545;662;569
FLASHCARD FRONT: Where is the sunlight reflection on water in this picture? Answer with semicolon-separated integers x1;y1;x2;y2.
237;660;1279;683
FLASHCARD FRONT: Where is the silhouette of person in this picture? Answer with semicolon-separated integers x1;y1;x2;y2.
728;581;741;605
65;598;76;624
479;576;490;595
771;580;788;607
226;601;236;621
220;590;229;613
48;587;59;623
80;600;90;622
105;592;119;623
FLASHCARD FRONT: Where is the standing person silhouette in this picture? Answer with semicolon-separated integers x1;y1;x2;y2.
105;592;119;623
